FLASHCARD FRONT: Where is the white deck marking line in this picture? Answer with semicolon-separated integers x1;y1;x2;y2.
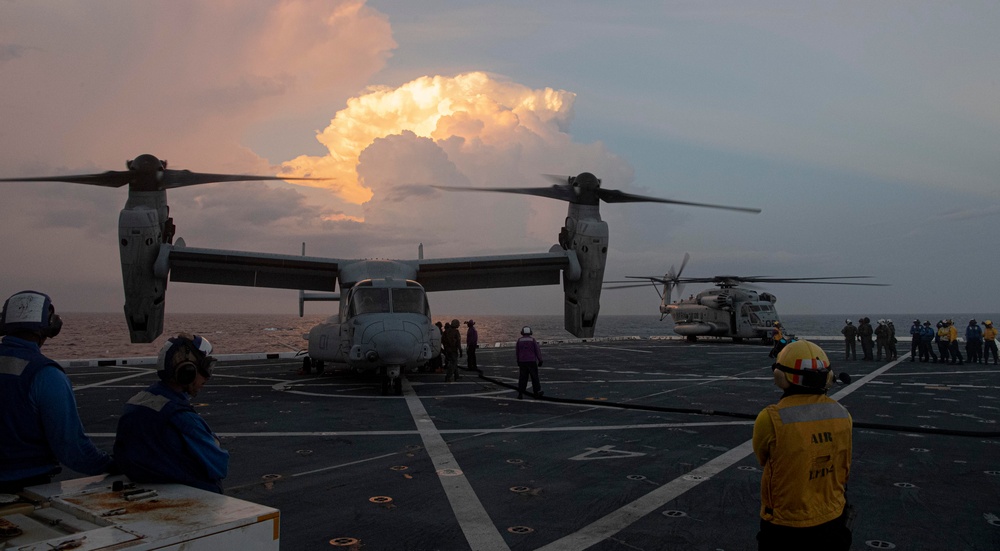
576;344;653;354
828;354;905;401
72;370;156;390
537;356;897;551
291;452;399;477
627;365;765;403
85;421;755;439
536;441;755;551
402;378;511;551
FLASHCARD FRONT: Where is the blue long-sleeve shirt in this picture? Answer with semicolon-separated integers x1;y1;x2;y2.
0;336;113;483
114;381;229;493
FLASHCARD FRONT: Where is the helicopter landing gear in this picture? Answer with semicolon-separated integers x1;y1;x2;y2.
686;335;698;343
379;366;403;396
732;337;744;344
300;357;326;375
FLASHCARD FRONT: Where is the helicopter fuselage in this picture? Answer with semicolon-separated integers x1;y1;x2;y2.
664;287;779;342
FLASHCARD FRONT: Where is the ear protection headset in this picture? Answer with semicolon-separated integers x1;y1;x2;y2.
158;334;215;385
0;290;62;338
772;362;832;389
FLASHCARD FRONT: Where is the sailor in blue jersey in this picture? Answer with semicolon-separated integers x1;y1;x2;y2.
0;290;115;492
919;321;938;363
114;333;229;493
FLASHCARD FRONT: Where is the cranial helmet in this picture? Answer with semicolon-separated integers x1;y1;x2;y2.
0;290;62;339
774;340;832;390
521;326;532;336
157;333;215;385
450;319;460;328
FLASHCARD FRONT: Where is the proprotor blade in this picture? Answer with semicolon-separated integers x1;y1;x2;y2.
596;188;761;213
160;169;333;189
0;171;134;188
431;184;576;202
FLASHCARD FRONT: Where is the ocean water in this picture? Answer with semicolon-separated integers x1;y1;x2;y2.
41;311;997;360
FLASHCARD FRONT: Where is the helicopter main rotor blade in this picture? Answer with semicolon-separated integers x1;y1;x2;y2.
596;188;761;213
735;276;888;286
161;169;332;189
606;277;668;285
738;276;874;282
744;280;889;287
604;282;659;290
0;171;134;188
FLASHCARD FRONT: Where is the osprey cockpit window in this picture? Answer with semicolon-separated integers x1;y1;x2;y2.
352;287;390;315
391;287;426;315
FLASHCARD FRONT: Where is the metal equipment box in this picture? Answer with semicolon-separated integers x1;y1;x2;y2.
0;475;279;550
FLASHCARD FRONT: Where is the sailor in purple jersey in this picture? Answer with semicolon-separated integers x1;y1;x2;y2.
515;326;543;399
465;320;479;371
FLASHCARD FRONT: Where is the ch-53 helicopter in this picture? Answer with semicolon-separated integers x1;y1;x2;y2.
2;155;760;394
605;253;886;343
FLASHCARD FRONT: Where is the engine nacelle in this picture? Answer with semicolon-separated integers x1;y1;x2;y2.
700;292;733;309
119;208;167;343
561;207;607;338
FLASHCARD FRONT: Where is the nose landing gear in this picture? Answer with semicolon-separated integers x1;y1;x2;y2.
380;365;403;396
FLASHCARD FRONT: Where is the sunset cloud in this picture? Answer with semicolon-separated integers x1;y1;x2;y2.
282;72;577;204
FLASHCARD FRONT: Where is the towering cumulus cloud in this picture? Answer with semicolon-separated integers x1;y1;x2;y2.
282;72;632;250
285;72;575;203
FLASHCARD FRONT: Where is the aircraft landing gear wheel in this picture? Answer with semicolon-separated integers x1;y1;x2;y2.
379;367;390;396
733;337;744;343
315;360;325;375
686;335;698;343
301;357;312;374
393;376;402;395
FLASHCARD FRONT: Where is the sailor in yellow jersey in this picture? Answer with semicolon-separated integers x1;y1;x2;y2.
947;319;965;365
935;321;951;364
768;321;784;359
753;340;853;550
984;320;998;365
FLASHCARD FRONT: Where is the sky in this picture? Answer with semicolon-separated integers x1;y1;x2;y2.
1;0;998;324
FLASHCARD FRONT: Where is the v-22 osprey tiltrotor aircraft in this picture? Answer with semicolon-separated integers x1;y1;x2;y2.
605;253;886;343
2;156;760;393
